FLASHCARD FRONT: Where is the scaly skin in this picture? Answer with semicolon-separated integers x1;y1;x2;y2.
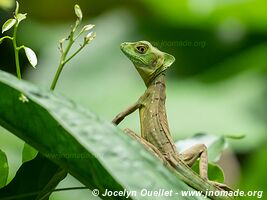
113;41;233;200
139;73;177;155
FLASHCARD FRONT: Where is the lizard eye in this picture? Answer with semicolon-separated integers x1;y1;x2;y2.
136;45;147;54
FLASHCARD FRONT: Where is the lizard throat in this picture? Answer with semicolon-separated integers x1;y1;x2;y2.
146;70;166;87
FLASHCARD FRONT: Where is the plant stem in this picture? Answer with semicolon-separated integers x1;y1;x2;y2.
50;29;86;91
64;44;85;64
50;36;74;91
50;56;65;91
12;23;21;80
0;35;13;41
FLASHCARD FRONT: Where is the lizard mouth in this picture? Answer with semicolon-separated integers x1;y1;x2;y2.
129;54;148;66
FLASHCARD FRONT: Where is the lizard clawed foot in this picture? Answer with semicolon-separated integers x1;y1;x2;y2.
208;180;234;191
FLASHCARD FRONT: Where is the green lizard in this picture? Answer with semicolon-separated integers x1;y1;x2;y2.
113;41;233;200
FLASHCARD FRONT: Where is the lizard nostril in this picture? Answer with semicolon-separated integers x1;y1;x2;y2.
120;42;126;49
120;42;130;51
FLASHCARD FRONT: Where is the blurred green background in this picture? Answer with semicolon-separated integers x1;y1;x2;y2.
0;0;266;199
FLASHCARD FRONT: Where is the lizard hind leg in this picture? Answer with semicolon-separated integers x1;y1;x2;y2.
123;128;168;165
179;144;234;191
179;144;208;180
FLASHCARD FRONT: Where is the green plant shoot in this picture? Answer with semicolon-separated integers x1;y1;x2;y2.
0;1;37;78
50;4;96;91
0;1;37;103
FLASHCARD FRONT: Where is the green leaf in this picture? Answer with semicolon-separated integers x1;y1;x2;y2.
2;18;16;33
22;143;38;163
74;4;83;20
0;153;67;200
23;47;37;68
225;134;246;140
16;13;27;24
208;136;226;162
0;149;8;188
191;160;225;183
207;163;225;183
0;70;203;200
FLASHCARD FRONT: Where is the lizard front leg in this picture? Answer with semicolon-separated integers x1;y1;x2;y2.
112;92;149;125
112;102;141;125
112;99;167;163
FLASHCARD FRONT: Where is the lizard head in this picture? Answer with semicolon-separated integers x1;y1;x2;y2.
120;41;175;86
